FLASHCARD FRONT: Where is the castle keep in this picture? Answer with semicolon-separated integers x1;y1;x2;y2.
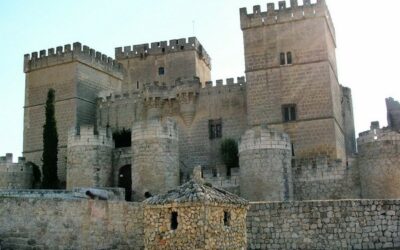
15;0;399;202
1;0;400;249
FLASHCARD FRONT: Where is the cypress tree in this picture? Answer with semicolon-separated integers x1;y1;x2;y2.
41;88;59;189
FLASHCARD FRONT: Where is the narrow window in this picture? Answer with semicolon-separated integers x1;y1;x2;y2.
282;104;297;122
209;119;222;139
171;212;178;230
280;52;286;65
136;81;139;89
162;48;165;53
287;52;292;64
158;67;165;75
291;143;295;157
223;211;231;226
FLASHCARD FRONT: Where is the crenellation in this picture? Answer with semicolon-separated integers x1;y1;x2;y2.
240;0;333;34
278;1;286;10
24;42;124;78
0;153;33;189
68;125;114;148
115;37;211;68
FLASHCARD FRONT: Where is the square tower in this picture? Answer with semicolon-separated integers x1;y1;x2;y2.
23;43;123;184
240;0;349;161
115;37;211;92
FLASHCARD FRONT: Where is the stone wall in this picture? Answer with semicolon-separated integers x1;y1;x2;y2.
0;154;32;189
292;156;359;200
144;204;247;250
247;200;400;250
98;78;248;179
0;197;144;250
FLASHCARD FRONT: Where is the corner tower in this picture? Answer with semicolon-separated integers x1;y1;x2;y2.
240;0;349;161
23;43;123;185
115;37;211;92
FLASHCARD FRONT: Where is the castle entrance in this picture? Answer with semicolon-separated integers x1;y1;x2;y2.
118;165;132;201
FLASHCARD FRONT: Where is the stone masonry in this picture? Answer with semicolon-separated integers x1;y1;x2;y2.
0;154;32;189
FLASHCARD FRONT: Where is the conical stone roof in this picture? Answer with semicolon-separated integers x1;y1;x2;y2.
144;180;248;206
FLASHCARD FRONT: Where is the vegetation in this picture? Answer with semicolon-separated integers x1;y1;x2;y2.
27;162;42;188
41;88;59;189
220;138;239;176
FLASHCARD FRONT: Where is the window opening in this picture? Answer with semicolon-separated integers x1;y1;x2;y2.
223;211;231;226
158;67;165;75
282;104;296;122
280;52;286;65
287;52;292;64
171;212;178;230
209;119;222;139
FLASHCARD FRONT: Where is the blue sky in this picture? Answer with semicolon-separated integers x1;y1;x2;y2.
1;0;399;158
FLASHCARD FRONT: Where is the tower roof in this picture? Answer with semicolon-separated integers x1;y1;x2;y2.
144;180;248;206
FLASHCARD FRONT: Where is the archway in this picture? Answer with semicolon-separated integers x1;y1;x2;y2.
118;165;132;201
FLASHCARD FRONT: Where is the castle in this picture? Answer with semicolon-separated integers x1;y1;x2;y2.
1;1;400;249
1;0;399;202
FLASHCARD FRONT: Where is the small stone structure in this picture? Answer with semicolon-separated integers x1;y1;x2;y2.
143;174;249;250
239;126;293;201
66;125;114;190
0;154;32;189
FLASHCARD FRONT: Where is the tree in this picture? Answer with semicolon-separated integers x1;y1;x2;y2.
41;88;59;189
220;138;239;177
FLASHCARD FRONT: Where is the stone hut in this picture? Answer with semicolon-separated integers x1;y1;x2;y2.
143;174;249;250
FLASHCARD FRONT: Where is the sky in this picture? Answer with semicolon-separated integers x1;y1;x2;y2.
0;0;399;158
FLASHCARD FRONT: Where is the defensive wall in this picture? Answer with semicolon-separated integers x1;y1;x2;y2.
0;197;399;249
292;156;359;200
97;77;247;179
0;154;32;189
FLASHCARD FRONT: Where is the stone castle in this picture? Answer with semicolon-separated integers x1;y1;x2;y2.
1;0;399;203
1;1;400;249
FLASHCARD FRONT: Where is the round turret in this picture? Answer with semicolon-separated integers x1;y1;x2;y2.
239;126;293;201
131;118;179;201
357;127;400;199
66;125;114;190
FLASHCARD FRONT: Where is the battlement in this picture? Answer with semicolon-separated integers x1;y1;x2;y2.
24;42;124;78
292;156;346;181
115;37;211;68
132;118;179;141
240;0;335;40
357;126;400;146
239;125;291;153
0;154;31;173
68;125;114;148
